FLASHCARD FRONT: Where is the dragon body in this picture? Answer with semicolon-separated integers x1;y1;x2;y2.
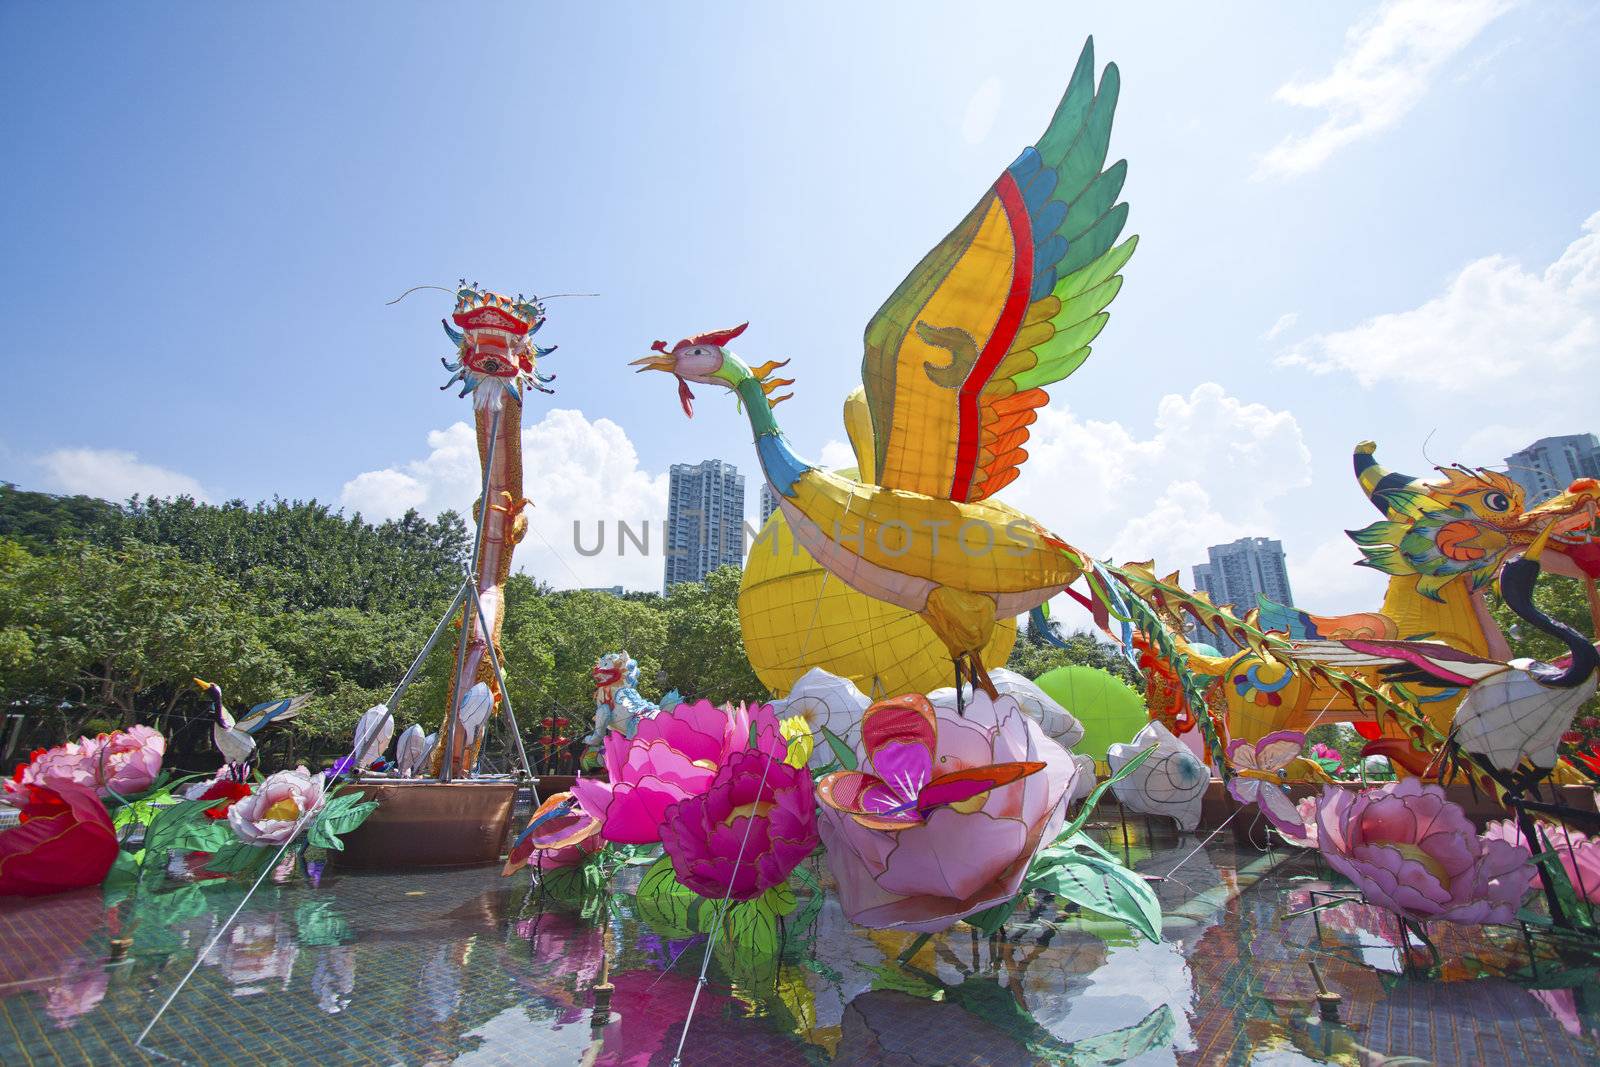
432;284;554;776
1128;443;1600;769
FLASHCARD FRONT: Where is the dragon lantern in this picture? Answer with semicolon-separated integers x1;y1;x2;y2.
1121;442;1600;779
432;283;556;777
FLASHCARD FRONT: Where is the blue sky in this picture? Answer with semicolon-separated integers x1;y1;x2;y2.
2;1;1597;612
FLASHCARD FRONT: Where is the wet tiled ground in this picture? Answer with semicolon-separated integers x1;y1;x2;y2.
3;818;1598;1065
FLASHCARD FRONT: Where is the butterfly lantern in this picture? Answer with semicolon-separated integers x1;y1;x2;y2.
1224;731;1309;841
816;695;1045;830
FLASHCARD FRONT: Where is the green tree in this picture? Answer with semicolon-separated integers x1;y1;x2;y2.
262;605;457;757
0;539;294;746
519;583;666;725
0;483;123;550
116;496;467;614
661;566;768;704
1007;619;1140;688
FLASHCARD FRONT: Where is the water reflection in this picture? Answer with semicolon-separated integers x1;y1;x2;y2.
312;944;355;1014
0;825;1598;1065
42;954;109;1029
211;914;299;995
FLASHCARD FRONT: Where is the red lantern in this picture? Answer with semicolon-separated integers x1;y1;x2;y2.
0;783;118;897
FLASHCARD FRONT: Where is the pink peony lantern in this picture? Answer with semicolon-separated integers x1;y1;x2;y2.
659;749;818;900
5;725;165;805
227;767;327;846
1484;818;1600;905
572;699;786;845
1314;779;1534;925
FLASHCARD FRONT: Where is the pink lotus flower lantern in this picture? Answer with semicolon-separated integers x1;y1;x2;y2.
816;691;1076;932
573;699;786;845
1484;818;1600;904
1310;742;1343;768
502;791;603;875
1314;779;1534;924
660;749;819;900
228;767;327;846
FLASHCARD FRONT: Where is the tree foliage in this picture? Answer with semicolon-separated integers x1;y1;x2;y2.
0;482;121;551
113;496;469;614
662;566;769;704
0;489;775;771
1006;618;1140;688
0;484;468;614
0;539;294;746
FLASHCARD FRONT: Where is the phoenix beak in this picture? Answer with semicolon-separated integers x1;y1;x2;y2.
630;355;675;374
631;354;696;417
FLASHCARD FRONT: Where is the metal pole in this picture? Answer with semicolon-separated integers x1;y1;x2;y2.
340;581;475;777
389;582;469;712
465;576;537;790
669;749;779;1066
440;405;502;781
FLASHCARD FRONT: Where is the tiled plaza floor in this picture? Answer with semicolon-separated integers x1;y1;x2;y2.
3;818;1597;1065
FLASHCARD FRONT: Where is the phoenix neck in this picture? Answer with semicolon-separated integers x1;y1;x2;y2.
731;374;811;498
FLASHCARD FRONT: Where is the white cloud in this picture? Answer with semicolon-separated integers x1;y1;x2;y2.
1458;421;1545;467
1006;383;1312;586
1262;311;1299;341
341;468;427;517
818;438;856;471
1256;0;1517;179
1292;533;1389;611
961;76;1004;145
341;409;668;592
37;448;210;503
1277;210;1600;388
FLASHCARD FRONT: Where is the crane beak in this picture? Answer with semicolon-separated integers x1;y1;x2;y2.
193;677;212;691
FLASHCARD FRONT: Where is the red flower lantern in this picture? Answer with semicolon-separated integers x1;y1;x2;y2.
0;783;119;897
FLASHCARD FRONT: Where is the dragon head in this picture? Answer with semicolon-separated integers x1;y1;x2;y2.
632;323;793;417
439;282;556;409
1349;441;1600;600
591;651;636;696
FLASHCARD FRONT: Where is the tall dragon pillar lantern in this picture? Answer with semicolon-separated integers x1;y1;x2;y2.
432;282;557;777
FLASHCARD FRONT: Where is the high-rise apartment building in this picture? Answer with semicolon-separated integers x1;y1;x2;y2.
664;459;745;592
1504;434;1600;505
1193;537;1295;655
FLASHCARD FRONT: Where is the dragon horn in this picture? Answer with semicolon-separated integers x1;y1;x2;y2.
1353;441;1422;517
